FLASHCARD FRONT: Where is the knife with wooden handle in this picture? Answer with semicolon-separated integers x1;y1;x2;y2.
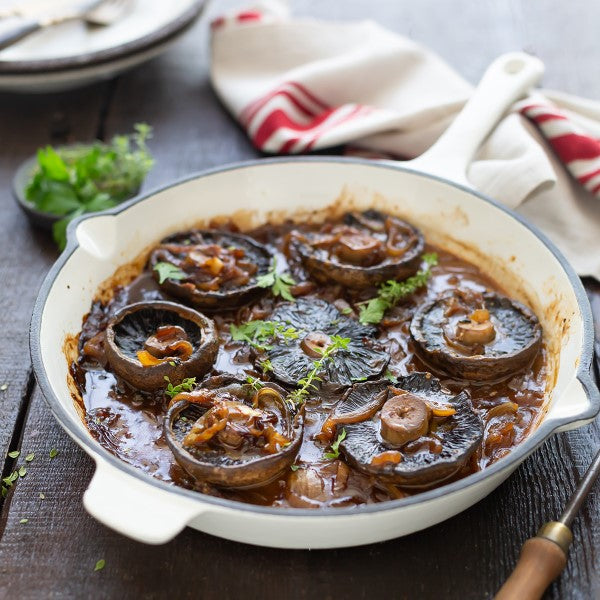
495;431;600;599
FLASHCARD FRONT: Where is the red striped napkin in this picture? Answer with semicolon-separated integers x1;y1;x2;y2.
210;2;600;278
519;101;600;198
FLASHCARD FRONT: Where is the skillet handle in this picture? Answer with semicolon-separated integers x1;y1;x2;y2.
83;459;202;544
408;52;544;185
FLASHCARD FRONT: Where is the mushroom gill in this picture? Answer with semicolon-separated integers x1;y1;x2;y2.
260;297;389;388
337;373;484;488
104;301;218;391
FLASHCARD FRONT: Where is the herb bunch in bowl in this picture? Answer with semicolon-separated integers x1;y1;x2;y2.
25;123;154;250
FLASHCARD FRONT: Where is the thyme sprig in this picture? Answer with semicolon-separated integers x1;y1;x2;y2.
288;335;350;405
246;375;265;392
164;376;197;399
358;253;438;325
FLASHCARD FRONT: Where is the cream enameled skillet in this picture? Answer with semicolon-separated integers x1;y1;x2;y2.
30;53;600;547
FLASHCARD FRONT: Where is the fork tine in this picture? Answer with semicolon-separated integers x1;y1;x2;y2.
86;0;132;26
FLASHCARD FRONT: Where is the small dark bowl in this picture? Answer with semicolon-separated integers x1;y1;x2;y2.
13;151;141;231
13;155;58;231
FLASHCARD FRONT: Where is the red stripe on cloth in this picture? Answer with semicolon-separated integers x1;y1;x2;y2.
275;105;370;154
590;181;600;195
549;133;600;163
304;105;368;151
279;138;299;154
578;168;600;184
287;82;330;111
240;83;328;127
252;108;338;149
520;104;568;123
530;113;568;124
237;11;262;22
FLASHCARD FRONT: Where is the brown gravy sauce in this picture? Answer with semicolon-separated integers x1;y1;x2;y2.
72;220;547;508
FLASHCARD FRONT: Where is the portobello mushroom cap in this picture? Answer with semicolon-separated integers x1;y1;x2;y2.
164;375;303;489
410;289;542;381
149;230;271;310
104;301;218;391
339;373;483;488
290;210;424;289
262;297;389;387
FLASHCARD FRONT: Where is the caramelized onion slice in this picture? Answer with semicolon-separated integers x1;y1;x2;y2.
149;230;272;310
318;380;388;442
291;210;424;289
165;376;303;489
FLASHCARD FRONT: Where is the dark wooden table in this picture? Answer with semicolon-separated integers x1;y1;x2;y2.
0;2;598;598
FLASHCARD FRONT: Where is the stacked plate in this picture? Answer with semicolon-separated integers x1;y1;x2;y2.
0;0;206;93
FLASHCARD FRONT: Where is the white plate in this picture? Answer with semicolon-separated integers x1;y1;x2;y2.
0;0;205;92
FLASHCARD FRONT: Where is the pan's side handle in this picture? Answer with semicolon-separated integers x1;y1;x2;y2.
83;459;204;544
408;52;544;185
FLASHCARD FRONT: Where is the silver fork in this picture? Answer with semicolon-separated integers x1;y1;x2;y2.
0;0;133;51
85;0;133;26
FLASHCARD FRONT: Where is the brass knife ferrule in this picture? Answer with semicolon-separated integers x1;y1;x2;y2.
537;521;573;555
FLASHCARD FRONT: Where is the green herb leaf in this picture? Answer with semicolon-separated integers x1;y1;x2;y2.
0;383;8;391
359;253;438;325
3;471;19;486
256;257;296;301
52;207;85;251
25;453;35;463
94;559;106;572
18;466;27;478
49;448;59;459
230;320;298;351
25;125;154;251
39;492;45;500
260;359;273;374
164;377;197;400
384;369;398;383
37;146;69;181
19;518;28;524
324;428;347;460
153;262;186;285
290;464;300;472
8;450;19;459
246;376;264;392
288;335;349;405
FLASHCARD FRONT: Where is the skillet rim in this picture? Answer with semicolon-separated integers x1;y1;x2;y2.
29;156;600;519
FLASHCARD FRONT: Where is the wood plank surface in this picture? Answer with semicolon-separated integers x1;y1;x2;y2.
0;1;599;599
0;83;110;486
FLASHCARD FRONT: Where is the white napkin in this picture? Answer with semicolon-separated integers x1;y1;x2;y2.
210;1;600;278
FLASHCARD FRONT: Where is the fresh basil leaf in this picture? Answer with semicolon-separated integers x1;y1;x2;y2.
35;181;81;215
52;208;85;251
83;193;117;213
37;147;69;181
